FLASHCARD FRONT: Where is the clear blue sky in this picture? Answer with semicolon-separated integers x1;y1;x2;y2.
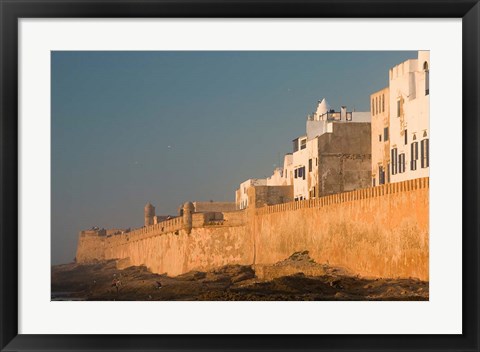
51;51;416;264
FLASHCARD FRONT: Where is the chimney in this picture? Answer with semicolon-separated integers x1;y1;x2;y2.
341;106;347;120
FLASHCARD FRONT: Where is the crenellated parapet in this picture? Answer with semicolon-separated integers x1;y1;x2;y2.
79;228;106;237
256;177;429;215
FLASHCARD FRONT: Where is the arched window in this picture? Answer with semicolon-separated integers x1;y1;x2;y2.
424;61;429;95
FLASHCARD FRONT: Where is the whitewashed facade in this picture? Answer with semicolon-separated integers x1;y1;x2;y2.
235;178;267;209
289;99;370;200
237;98;371;203
386;51;430;183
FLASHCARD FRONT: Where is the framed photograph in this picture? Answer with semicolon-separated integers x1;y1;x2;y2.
1;0;478;351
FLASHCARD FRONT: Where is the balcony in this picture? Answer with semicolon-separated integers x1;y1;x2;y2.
319;111;353;121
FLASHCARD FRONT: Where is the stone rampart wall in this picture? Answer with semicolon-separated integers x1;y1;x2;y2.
76;232;106;262
222;210;246;226
76;178;429;280
103;225;251;276
254;178;429;280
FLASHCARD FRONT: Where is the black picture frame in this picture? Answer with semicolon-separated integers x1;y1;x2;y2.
1;1;479;351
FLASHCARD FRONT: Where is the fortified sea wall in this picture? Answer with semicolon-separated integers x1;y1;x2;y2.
76;178;429;280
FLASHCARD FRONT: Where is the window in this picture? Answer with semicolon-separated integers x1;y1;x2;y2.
404;129;408;145
372;98;375;115
397;98;404;118
296;166;306;179
424;62;429;95
391;148;398;175
384;127;389;141
399;153;406;173
379;134;382;142
411;142;418;171
308;159;312;172
421;139;429;168
372;178;376;187
376;97;378;115
382;94;385;112
293;139;299;152
379;166;385;185
300;139;307;150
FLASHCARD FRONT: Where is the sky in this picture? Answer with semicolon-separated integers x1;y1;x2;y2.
51;51;416;264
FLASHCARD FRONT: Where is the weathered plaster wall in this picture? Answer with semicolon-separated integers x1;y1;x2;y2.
319;154;371;195
253;178;429;280
193;201;236;213
76;178;429;280
317;122;372;196
103;225;252;276
76;232;106;262
247;185;294;208
223;210;247;226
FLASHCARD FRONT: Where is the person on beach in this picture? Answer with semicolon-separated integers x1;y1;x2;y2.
111;278;121;294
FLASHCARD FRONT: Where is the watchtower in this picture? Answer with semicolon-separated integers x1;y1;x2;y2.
182;202;194;234
144;203;155;227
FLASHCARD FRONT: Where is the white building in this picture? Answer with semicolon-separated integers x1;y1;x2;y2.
235;178;267;209
306;99;370;140
289;99;371;200
236;98;372;205
386;51;430;183
266;154;292;187
370;87;390;186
